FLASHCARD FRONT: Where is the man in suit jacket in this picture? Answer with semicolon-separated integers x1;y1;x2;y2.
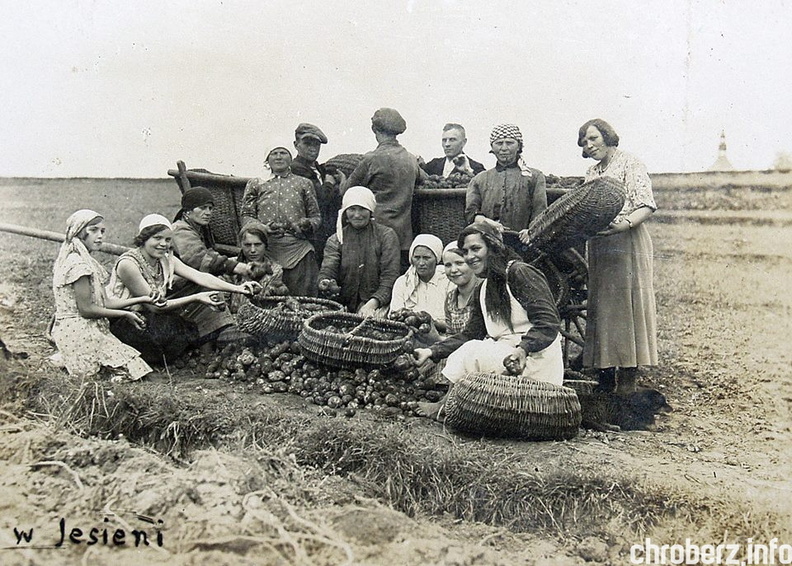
421;123;486;178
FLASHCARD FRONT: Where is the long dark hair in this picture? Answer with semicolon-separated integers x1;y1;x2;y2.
458;224;521;330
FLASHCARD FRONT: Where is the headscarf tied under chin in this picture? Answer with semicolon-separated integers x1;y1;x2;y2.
136;213;175;290
52;209;106;298
402;234;444;310
489;123;533;178
336;186;377;244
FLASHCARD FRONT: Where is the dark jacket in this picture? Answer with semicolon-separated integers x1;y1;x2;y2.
422;155;486;177
291;155;341;260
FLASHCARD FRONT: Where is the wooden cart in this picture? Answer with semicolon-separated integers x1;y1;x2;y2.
167;160;588;366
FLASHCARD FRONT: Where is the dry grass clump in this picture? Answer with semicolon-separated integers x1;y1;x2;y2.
22;371;791;545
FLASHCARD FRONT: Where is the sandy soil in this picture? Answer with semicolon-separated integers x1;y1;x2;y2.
1;205;791;565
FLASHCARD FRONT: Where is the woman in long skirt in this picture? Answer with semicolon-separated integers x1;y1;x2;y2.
577;118;658;394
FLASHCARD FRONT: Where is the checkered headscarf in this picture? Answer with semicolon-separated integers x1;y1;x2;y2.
490;124;523;145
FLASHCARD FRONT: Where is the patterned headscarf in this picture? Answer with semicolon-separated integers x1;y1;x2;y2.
489;124;523;145
52;209;106;297
336;186;377;244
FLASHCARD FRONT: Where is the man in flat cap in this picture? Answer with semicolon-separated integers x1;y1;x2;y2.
290;123;344;264
421;123;486;178
342;108;426;271
465;123;547;244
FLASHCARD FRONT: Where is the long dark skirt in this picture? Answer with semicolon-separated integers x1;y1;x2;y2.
110;311;199;366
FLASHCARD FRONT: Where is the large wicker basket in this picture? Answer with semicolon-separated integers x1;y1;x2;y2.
299;312;413;369
443;374;582;440
323;153;363;178
515;176;627;261
237;296;345;342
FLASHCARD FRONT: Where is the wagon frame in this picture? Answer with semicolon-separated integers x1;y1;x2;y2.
167;159;588;367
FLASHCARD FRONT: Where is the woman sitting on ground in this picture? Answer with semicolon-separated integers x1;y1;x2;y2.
51;209;153;381
389;234;451;332
441;241;480;334
224;222;289;313
318;186;400;316
413;222;563;419
108;214;260;364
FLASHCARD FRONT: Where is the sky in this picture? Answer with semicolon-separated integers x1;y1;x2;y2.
1;0;790;178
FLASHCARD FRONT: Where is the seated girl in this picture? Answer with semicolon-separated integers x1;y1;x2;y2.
225;222;289;313
414;222;564;419
318;186;400;316
51;209;153;381
108;214;259;364
389;234;452;331
441;241;480;334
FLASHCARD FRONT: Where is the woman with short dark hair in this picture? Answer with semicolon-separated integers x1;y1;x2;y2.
577;118;658;394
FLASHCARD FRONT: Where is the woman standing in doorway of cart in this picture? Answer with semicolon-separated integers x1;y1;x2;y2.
577;118;658;394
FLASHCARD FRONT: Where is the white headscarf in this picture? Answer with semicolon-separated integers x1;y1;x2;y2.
409;234;444;263
135;213;175;290
52;209;105;296
336;186;377;244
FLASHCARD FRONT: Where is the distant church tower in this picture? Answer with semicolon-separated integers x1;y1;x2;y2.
709;130;734;171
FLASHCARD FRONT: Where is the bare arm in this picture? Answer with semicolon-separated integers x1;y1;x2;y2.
173;256;257;295
73;276;146;325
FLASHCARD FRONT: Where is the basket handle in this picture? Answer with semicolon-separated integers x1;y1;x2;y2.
341;316;373;346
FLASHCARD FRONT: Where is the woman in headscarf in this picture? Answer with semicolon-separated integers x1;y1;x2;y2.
465;124;548;244
413;222;563;419
51;209;153;381
389;233;451;331
240;146;322;296
171;187;255;280
318;186;400;316
108;214;260;364
577;118;658;394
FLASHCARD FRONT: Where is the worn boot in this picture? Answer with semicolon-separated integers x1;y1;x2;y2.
594;367;616;393
616;367;639;395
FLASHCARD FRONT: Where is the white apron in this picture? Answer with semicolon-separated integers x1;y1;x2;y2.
442;277;563;385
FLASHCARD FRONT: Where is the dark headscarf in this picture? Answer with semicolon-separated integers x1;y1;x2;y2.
174;186;214;222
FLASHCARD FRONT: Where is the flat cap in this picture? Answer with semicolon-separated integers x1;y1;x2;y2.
371;108;407;135
295;123;328;143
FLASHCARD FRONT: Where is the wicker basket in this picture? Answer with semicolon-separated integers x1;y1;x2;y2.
323;153;363;178
518;176;627;261
298;312;413;369
443;374;581;440
237;296;345;342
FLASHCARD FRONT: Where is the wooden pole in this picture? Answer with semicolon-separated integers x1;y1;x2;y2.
0;222;130;256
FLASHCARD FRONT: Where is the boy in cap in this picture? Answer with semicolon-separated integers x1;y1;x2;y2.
290;123;344;263
342;108;427;271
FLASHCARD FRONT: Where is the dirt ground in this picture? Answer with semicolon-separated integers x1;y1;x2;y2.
1;180;791;565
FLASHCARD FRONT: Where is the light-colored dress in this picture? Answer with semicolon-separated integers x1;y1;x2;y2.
442;278;563;385
584;149;658;368
52;252;151;380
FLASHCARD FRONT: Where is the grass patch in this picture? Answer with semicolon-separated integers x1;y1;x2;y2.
19;371;791;544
